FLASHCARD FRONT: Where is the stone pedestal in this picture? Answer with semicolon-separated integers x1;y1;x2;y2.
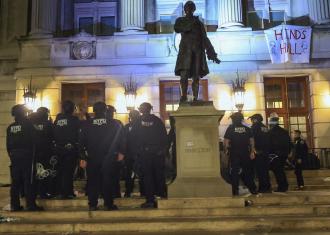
168;102;231;198
308;0;330;25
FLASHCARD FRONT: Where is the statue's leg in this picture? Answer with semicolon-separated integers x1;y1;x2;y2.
180;71;189;102
192;77;199;101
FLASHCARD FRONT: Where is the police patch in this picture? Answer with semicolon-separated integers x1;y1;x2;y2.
34;124;44;131
234;127;246;133
57;119;68;127
141;121;154;127
10;125;21;134
93;118;107;126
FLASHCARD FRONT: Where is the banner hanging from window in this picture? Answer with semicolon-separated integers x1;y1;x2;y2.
265;25;312;64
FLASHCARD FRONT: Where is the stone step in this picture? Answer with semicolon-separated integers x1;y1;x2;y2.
3;205;330;221
32;197;245;210
1;216;330;233
249;194;330;206
283;170;330;178
24;194;330;210
272;177;330;184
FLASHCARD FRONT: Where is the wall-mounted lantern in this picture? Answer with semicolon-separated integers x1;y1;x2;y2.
232;71;246;112
123;77;138;111
23;78;37;112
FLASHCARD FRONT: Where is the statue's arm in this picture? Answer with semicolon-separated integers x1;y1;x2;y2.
174;17;192;33
202;25;221;64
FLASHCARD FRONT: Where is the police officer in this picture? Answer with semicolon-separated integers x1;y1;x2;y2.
123;110;143;197
269;116;291;192
106;105;123;198
224;112;257;196
30;107;54;199
6;105;43;211
132;102;167;208
249;114;272;193
80;102;124;211
53;100;80;199
293;130;307;190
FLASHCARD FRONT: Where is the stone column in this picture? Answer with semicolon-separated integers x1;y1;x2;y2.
30;0;57;36
308;0;330;25
58;0;74;36
121;0;145;32
218;0;244;28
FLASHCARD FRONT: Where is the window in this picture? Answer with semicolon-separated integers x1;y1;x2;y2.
247;10;285;30
264;76;311;145
75;1;117;35
79;17;94;34
159;80;208;126
100;16;116;35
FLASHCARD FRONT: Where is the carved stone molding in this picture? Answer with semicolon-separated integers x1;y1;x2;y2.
70;41;96;60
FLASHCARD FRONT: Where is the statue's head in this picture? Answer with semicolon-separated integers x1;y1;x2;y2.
184;1;196;16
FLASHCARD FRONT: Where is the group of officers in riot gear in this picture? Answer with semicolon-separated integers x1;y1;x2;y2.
6;101;307;211
224;112;307;196
6;101;167;211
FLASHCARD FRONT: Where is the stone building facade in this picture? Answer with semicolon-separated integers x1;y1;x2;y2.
0;0;330;183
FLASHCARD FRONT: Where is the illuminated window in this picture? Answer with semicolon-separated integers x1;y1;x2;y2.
62;83;105;119
264;76;311;146
265;84;283;109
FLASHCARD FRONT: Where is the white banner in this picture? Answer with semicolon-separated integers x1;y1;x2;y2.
265;25;312;64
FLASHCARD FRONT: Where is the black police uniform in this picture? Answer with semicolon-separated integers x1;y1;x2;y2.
269;125;291;192
132;114;167;204
123;122;144;197
30;115;54;198
224;124;257;195
293;137;307;187
80;116;123;208
251;122;271;192
6;117;37;210
53;113;80;198
111;119;124;198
